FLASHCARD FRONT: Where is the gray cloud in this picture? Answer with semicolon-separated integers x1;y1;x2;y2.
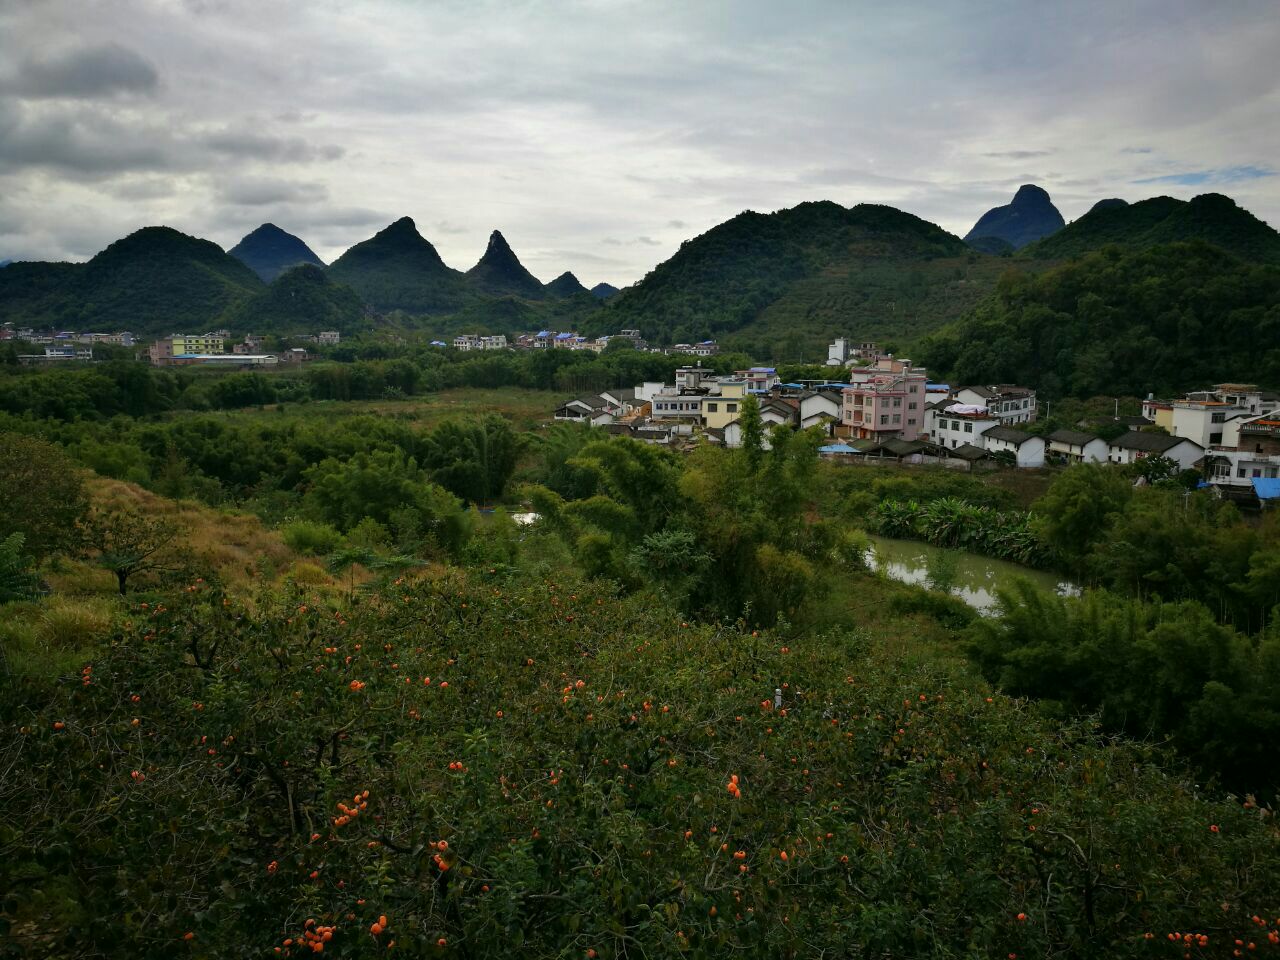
0;0;1276;276
214;177;329;206
3;42;159;99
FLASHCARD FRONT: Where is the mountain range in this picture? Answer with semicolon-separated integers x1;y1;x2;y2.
1;188;1277;356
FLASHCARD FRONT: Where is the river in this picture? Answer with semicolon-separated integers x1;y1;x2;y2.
865;534;1078;616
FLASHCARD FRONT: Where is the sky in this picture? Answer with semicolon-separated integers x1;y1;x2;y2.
1;0;1278;287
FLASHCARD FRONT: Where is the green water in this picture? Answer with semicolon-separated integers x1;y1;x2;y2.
865;534;1078;615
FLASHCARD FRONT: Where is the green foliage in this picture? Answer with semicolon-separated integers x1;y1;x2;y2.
598;201;999;356
918;242;1280;397
419;415;522;503
281;519;343;556
0;533;41;603
3;575;1278;957
0;226;264;334
325;217;475;314
1020;192;1280;263
0;432;88;560
228;264;367;333
303;449;471;553
1031;464;1133;573
870;497;1048;566
970;582;1280;797
78;505;185;595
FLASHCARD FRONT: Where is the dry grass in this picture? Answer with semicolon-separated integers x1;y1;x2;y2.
69;476;342;592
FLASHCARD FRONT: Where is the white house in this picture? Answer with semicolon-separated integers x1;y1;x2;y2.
982;426;1046;467
1106;431;1204;470
1046;429;1109;464
931;406;1001;450
554;396;615;425
799;391;842;430
954;385;1038;424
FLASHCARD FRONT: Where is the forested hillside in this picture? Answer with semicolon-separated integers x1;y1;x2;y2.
595;201;1018;355
916;241;1280;397
0;228;265;334
1020;193;1280;263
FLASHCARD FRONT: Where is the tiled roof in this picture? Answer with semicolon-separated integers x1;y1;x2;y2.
983;425;1038;445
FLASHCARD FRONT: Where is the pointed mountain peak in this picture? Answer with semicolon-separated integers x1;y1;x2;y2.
590;282;620;300
465;228;544;298
545;270;589;297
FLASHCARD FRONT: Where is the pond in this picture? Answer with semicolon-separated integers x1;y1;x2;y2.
865;534;1078;616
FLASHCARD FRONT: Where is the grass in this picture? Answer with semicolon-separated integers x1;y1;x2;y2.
195;387;567;431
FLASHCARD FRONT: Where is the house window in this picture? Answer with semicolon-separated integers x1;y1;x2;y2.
707;403;718;412
893;398;901;408
907;418;916;426
964;423;973;433
880;415;888;425
893;414;901;424
1238;467;1247;478
727;403;737;412
908;402;917;410
1253;468;1262;478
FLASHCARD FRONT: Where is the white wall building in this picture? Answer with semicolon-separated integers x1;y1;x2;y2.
1106;431;1204;470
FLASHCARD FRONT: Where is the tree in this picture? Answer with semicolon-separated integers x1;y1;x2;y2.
420;416;522;503
738;394;764;469
0;533;41;602
79;506;183;595
1032;464;1132;575
0;433;88;560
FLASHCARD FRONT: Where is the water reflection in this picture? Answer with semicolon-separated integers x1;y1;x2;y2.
865;534;1078;616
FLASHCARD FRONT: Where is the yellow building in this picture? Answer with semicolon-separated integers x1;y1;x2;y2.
172;334;226;355
701;381;747;430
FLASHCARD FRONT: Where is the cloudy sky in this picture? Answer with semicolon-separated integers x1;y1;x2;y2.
1;0;1278;285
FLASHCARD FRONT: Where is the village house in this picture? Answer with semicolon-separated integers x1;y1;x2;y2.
701;381;747;430
929;406;1000;450
1046;428;1109;464
149;332;227;365
981;426;1046;468
1106;431;1204;470
953;384;1038;424
554;395;615;425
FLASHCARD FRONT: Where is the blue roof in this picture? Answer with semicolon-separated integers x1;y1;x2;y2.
819;443;857;453
555;332;574;340
1253;478;1280;500
748;366;776;373
926;383;951;390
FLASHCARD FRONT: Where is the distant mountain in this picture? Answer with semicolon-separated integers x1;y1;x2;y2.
0;226;264;333
595;200;1001;356
1021;193;1280;263
228;223;324;282
326;217;472;314
0;259;11;269
464;231;545;299
1088;198;1129;214
227;264;365;333
965;184;1066;250
590;282;620;300
545;271;589;298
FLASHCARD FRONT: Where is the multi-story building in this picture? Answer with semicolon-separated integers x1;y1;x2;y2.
701;382;747;430
931;406;1000;450
953;385;1037;424
317;331;341;346
735;367;780;392
149;333;226;365
840;366;928;441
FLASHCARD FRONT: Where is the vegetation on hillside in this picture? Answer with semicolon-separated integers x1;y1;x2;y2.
0;227;264;334
1021;192;1280;263
325;218;475;315
596;201;991;353
917;241;1280;397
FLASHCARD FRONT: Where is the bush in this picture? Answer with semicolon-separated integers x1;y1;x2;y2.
281;520;342;556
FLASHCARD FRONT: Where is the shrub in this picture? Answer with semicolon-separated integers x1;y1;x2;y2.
281;519;342;556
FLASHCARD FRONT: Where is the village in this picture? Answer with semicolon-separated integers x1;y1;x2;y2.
552;333;1280;508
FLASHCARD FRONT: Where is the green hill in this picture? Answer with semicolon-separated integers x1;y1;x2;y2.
917;241;1280;397
595;200;1037;359
1021;193;1280;262
228;223;325;282
326;217;474;314
226;263;366;333
545;270;589;297
0;227;264;334
464;230;546;299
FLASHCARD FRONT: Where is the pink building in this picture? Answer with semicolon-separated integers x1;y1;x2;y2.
840;367;927;441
